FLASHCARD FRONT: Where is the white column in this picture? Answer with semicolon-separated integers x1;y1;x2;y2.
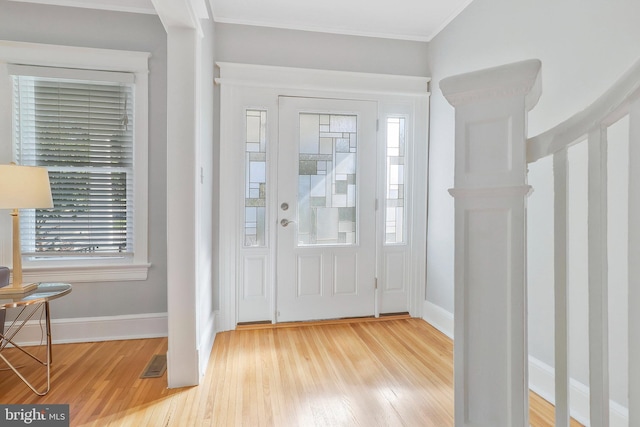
166;27;200;388
152;0;212;389
441;59;542;427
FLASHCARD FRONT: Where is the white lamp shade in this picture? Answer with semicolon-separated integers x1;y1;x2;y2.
0;164;53;209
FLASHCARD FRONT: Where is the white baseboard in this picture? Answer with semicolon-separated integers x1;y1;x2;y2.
214;310;220;334
423;300;629;427
198;310;218;378
529;356;629;427
422;299;454;339
5;312;168;346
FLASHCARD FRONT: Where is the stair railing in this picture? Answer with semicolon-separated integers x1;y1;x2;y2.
441;58;640;427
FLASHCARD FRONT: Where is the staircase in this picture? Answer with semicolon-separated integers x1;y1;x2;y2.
440;58;640;427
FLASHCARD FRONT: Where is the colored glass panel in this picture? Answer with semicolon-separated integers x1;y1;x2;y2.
244;110;267;247
386;117;406;244
298;113;358;246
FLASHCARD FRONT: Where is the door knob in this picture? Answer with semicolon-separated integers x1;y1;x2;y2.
280;218;294;227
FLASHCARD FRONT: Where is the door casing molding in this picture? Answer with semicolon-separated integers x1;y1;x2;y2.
216;62;430;331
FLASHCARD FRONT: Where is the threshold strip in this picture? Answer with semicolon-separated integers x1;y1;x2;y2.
236;312;411;330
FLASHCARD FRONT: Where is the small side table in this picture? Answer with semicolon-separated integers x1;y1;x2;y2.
0;283;72;395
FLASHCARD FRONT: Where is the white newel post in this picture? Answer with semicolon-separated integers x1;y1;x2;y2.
441;60;542;427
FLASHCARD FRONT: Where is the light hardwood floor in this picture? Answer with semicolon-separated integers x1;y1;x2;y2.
0;317;582;426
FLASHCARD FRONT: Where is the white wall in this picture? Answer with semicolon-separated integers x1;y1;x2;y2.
427;0;640;414
215;23;430;77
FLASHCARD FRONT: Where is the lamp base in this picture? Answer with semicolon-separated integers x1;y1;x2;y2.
0;282;38;296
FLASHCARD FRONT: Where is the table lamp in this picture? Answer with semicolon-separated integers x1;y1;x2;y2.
0;164;53;295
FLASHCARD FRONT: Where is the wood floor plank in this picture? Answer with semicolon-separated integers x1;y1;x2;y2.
0;318;583;426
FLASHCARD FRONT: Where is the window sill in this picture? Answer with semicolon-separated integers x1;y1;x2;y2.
19;263;151;283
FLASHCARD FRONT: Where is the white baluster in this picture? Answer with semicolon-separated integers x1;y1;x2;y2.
553;148;570;427
628;99;640;427
588;127;610;427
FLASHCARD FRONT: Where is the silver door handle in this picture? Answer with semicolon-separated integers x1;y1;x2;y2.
280;218;295;227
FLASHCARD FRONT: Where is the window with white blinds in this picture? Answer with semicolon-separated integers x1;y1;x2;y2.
12;72;135;259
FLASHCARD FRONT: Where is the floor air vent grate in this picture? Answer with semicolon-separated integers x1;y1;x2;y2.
140;354;167;379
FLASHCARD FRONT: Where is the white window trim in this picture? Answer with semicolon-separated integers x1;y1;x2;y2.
0;40;150;282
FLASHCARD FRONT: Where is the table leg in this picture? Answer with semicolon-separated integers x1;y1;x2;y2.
0;303;51;395
45;302;52;366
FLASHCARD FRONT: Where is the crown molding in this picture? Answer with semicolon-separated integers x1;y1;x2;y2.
8;0;156;14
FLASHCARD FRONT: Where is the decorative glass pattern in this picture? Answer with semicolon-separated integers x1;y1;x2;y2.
298;113;357;246
385;117;406;244
244;110;267;247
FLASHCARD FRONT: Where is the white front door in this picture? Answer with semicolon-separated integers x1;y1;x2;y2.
276;97;378;322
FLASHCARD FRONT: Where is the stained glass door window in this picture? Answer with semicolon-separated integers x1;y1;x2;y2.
385;117;406;244
297;113;358;246
244;110;267;247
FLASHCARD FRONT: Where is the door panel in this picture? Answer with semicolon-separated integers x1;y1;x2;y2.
277;97;377;322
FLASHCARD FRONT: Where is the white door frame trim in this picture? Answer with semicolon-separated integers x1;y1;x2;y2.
216;62;430;331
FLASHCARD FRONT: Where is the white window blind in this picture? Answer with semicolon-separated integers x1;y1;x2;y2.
12;71;135;258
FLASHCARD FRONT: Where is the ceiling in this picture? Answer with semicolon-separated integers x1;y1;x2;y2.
9;0;474;41
211;0;474;41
